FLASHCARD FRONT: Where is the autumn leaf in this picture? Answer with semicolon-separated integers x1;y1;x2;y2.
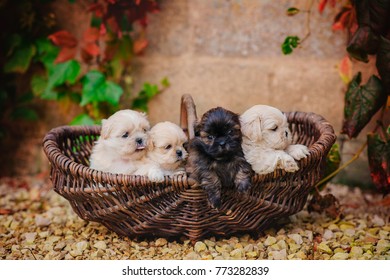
338;55;352;84
55;46;77;63
133;38;148;54
83;27;100;43
315;143;341;191
367;126;390;195
48;30;77;48
341;72;387;138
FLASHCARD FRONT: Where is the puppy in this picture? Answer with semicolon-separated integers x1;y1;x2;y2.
89;109;150;174
240;105;309;175
134;121;188;182
186;107;253;209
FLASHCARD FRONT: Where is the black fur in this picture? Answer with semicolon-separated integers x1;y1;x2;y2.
186;107;253;208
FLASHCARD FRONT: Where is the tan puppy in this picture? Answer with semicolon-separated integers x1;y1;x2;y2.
240;105;309;175
89;109;150;174
134;121;188;182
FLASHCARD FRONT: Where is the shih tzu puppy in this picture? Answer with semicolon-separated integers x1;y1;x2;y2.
89;109;150;174
134;121;188;182
186;107;253;209
240;105;309;175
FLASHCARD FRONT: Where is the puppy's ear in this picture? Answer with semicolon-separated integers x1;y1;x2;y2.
240;117;262;142
101;119;112;140
194;121;201;137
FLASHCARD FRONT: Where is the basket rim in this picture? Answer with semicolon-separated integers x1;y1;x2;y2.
42;111;336;188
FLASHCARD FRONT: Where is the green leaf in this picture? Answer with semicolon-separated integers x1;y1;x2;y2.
70;114;96;126
161;77;170;87
4;44;36;73
143;83;159;98
80;70;123;106
341;72;387;138
281;36;300;55
68;0;76;3
35;38;59;70
11;107;39;121
286;7;300;16
47;60;81;88
31;74;48;97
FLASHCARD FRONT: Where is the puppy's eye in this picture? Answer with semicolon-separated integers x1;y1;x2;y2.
143;128;148;133
271;126;278;132
122;132;129;138
165;144;172;150
207;135;215;140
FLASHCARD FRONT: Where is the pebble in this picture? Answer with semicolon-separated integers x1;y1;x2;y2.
331;252;349;260
93;241;107;250
24;232;37;244
317;242;333;254
155;238;168;247
35;215;51;227
194;241;207;252
288;234;303;245
376;239;390;253
264;236;277;246
323;229;334;240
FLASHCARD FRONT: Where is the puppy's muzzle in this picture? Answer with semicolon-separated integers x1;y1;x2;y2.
135;137;146;151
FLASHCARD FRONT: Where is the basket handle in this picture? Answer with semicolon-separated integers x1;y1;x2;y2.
180;94;197;139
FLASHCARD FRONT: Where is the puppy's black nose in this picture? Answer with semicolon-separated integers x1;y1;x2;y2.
136;138;143;144
285;131;289;138
176;150;183;157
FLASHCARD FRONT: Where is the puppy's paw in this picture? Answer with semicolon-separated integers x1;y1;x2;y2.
147;169;165;182
237;180;251;193
280;154;299;173
286;144;310;160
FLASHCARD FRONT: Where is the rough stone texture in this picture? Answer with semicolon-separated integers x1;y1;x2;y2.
1;177;389;260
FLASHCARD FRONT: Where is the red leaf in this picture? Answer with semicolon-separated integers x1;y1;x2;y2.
82;43;100;57
106;16;120;35
133;38;148;54
318;0;327;14
83;27;100;43
81;48;93;63
332;10;352;31
338;55;352;84
88;3;105;18
55;47;77;63
48;30;77;48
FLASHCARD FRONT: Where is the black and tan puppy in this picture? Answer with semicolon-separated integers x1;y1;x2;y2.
186;107;253;208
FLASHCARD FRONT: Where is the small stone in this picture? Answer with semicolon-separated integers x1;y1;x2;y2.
277;240;287;250
35;215;51;227
268;249;287;260
288;234;303;245
323;229;334;240
194;241;207;253
184;251;200;260
155;238;167;247
93;241;107;250
376;239;390;253
344;228;356;237
334;248;345;254
379;230;389;240
69;250;82;257
76;241;89;252
246;251;258;258
24;232;37;244
317;242;333;254
230;248;243;259
204;240;215;248
350;246;363;257
288;242;300;253
339;222;355;231
372;215;385;227
328;224;340;231
264;236;277;246
331;252;349;260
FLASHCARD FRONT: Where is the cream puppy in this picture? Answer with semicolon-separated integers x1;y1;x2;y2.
134;121;188;182
240;105;309;175
89;109;150;174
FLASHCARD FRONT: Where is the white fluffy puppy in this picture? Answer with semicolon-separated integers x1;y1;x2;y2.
240;105;309;175
134;121;188;182
89;109;150;174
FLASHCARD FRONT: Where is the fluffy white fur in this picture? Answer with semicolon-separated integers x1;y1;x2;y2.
89;109;150;174
134;121;188;182
240;105;309;175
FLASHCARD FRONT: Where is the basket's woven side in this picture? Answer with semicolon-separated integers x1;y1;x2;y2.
43;96;336;241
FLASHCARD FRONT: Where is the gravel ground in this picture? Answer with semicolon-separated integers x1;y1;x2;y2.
0;176;389;260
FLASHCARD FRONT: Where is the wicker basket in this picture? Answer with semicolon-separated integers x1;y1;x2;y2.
43;94;336;241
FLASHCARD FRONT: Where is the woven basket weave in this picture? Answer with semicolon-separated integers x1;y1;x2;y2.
43;94;336;241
